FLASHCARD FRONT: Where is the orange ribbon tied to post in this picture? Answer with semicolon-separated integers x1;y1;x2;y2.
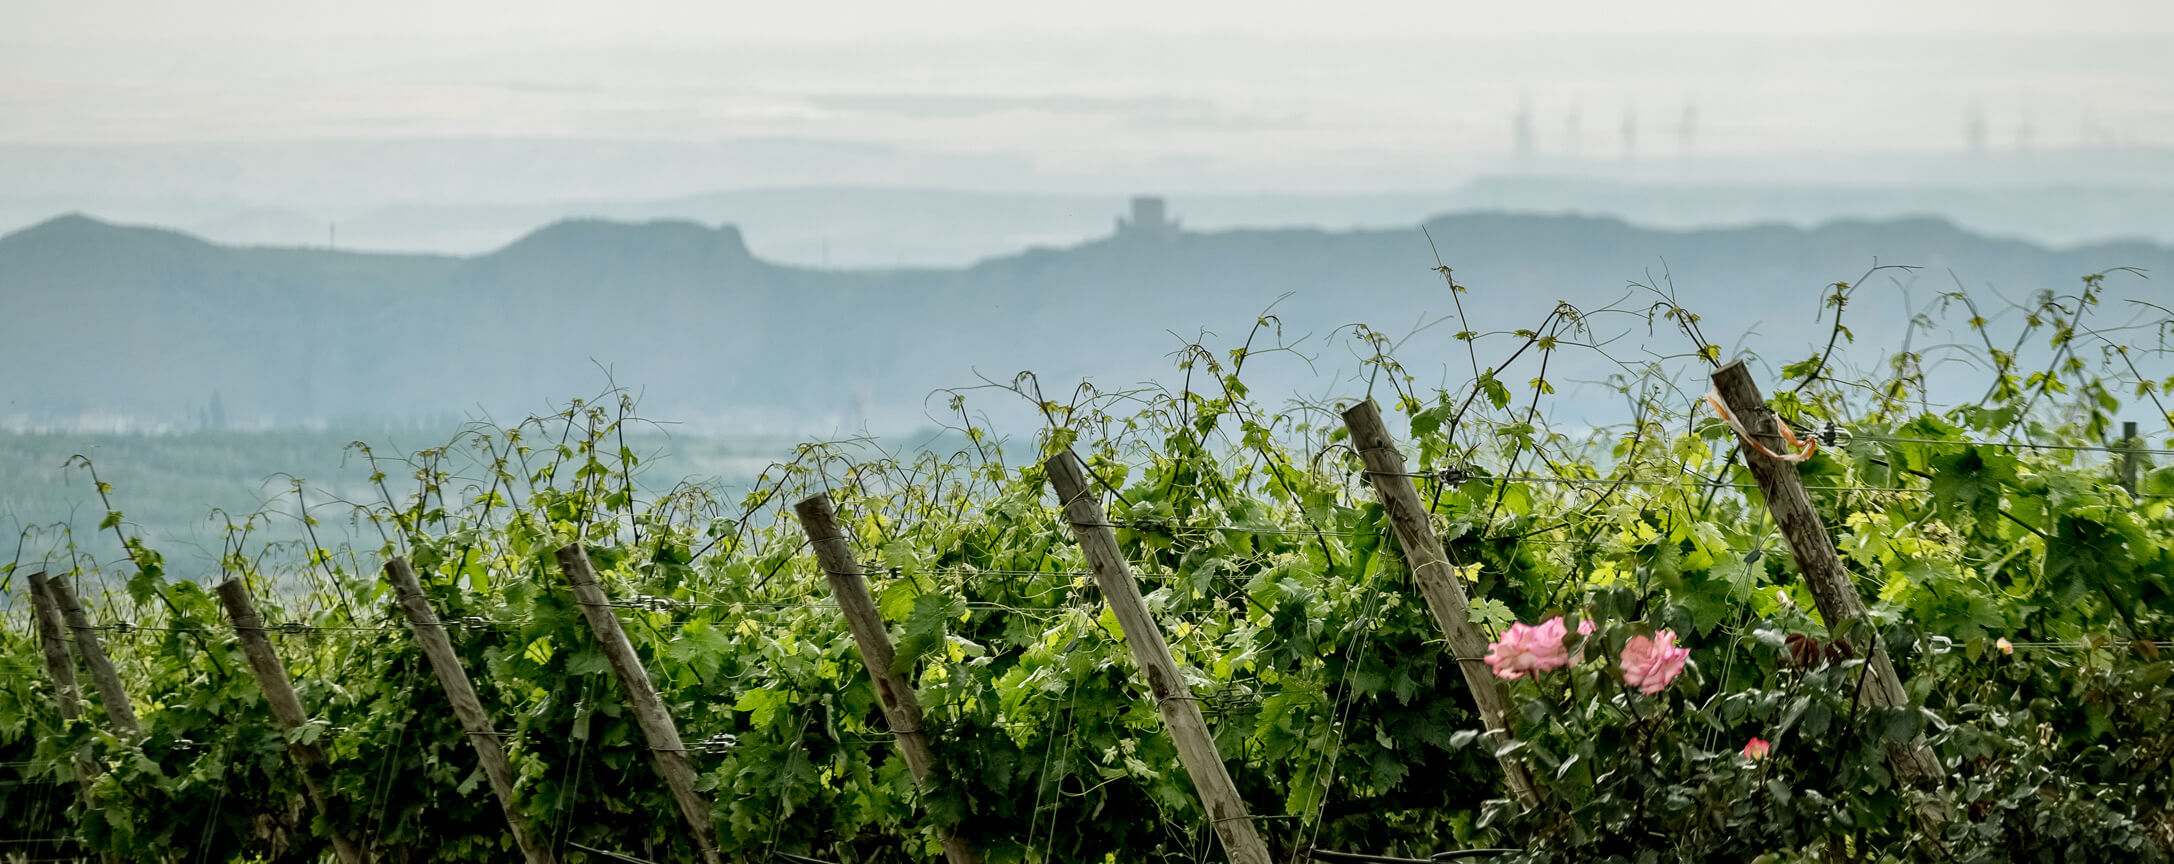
1704;389;1817;463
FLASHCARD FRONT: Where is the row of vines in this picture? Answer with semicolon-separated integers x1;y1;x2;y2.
4;273;2174;863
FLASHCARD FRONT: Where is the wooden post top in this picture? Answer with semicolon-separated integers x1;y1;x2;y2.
793;493;845;541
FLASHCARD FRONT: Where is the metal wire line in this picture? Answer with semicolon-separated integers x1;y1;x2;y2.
1852;433;2174;458
1377;468;2174;500
1375;468;1929;495
2002;639;2174;650
79;623;405;635
567;840;664;864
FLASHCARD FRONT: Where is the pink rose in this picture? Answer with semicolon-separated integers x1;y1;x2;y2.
1485;617;1572;680
1741;737;1770;761
1619;629;1691;694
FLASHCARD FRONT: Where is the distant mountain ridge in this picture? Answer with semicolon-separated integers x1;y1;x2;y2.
3;210;2164;433
12;177;2174;268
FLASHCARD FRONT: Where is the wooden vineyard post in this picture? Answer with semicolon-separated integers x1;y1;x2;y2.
42;575;142;740
383;558;558;864
1340;400;1543;807
1045;451;1274;864
214;578;372;864
554;544;724;864
2120;421;2141;495
1709;360;1942;784
793;493;981;864
28;573;87;737
29;573;114;864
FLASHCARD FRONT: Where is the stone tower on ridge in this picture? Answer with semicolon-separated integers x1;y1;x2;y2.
1115;195;1179;240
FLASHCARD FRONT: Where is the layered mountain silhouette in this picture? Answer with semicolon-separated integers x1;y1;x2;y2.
3;210;2164;432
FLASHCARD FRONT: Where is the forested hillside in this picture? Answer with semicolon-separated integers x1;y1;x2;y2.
3;211;2165;431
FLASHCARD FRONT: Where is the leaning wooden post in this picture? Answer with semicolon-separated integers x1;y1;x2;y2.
1045;452;1273;864
2120;420;2141;495
1340;400;1543;807
554;544;723;864
1709;360;1941;784
214;578;371;864
383;558;557;864
29;573;113;864
28;574;87;732
42;576;141;740
794;493;981;864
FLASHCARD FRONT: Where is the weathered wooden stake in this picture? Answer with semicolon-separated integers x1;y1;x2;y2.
1340;400;1543;807
554;544;723;864
42;576;141;740
1710;360;1942;784
28;574;87;729
2120;420;2141;495
215;578;371;864
1045;451;1274;864
383;557;557;864
794;493;981;864
29;573;113;864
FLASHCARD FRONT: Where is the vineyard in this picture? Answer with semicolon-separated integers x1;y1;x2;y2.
4;272;2173;864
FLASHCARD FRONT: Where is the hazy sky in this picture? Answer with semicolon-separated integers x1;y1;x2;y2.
16;0;2174;40
6;1;2174;201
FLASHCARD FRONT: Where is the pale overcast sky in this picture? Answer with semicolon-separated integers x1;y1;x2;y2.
14;0;2174;40
4;1;2173;201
